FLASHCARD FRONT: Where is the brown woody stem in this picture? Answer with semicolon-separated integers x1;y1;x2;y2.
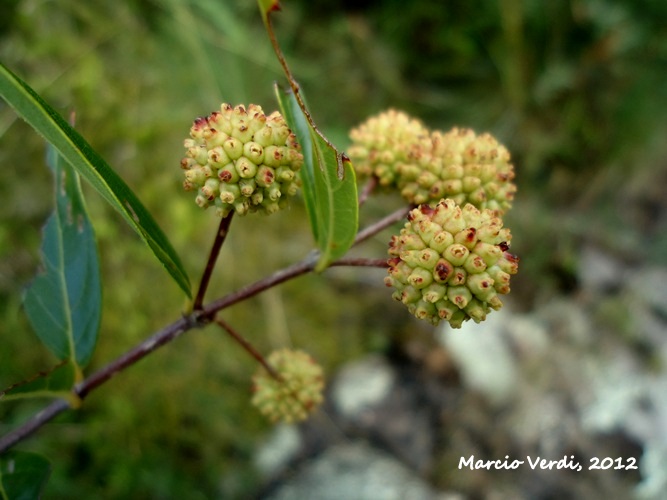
215;317;281;381
0;316;192;453
263;10;349;173
0;211;403;454
353;206;410;247
193;212;234;311
358;176;378;206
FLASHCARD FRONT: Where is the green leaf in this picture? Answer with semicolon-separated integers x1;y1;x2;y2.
22;145;101;369
0;61;191;297
0;360;79;404
0;451;51;500
275;84;358;271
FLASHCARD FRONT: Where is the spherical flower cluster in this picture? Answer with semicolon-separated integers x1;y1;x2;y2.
181;103;303;217
348;109;430;188
349;111;516;215
385;199;519;328
251;349;325;424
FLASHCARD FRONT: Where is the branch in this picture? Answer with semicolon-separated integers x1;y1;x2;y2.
0;316;192;453
353;206;409;247
0;211;403;453
193;212;234;311
215;318;281;381
0;399;69;453
358;176;378;206
262;8;349;172
330;257;388;268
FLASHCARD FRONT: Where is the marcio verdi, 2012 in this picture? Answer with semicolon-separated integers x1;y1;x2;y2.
460;455;581;472
458;455;640;472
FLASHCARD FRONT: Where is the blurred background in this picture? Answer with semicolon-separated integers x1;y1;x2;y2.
1;0;666;498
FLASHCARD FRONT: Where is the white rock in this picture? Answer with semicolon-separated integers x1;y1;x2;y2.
255;424;302;478
438;309;518;406
331;355;396;418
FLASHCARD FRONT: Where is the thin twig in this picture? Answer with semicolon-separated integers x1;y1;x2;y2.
215;318;281;381
202;258;315;320
358;176;378;206
330;257;388;268
0;399;70;453
0;316;192;453
353;206;410;247
263;11;349;178
193;212;234;311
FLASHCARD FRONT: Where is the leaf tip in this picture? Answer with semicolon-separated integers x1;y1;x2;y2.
338;152;354;180
259;0;282;17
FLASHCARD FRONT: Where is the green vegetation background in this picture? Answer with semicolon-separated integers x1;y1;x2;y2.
1;0;666;497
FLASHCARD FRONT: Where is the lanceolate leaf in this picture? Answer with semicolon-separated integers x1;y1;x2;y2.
0;62;191;297
23;146;101;370
275;84;358;271
0;359;79;404
0;451;51;500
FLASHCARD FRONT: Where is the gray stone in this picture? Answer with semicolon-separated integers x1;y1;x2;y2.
578;244;627;293
263;442;454;500
331;355;396;418
628;266;667;318
438;309;518;406
255;424;302;479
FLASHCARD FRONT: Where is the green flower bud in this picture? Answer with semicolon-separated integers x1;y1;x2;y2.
255;166;276;188
184;165;207;186
220;183;241;204
285;181;299;197
187;144;209;165
454;227;478;249
195;192;209;208
422;283;447;303
276;166;296;182
239;178;257;197
243;141;264;164
464;298;489;323
201;178;220;200
222;137;244;160
235;156;258;179
443;244;470;267
446;285;471;309
202;127;228;148
218;164;240;184
399;285;422;304
466;272;494;296
463;253;487;274
261;200;281;215
251;191;264;205
263;145;283;167
267;184;281;201
448;267;467;286
234;198;251;215
414;300;438;323
408;267;434;289
429;231;455;253
208;146;231;167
